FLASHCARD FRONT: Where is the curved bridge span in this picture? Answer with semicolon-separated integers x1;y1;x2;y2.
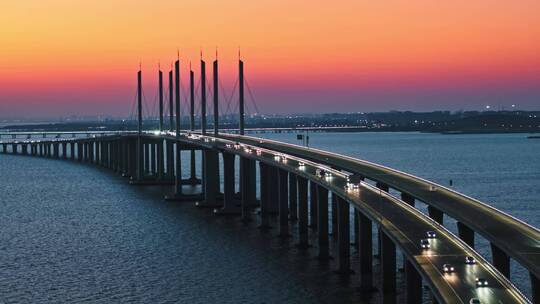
1;131;537;304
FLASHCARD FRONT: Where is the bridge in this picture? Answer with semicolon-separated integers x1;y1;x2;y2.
1;57;538;304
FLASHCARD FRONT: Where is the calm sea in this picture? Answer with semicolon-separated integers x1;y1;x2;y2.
1;132;538;302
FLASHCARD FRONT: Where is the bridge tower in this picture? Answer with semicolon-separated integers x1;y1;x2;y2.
158;66;164;132
201;56;207;135
189;64;197;182
174;58;182;195
239;56;245;135
174;58;181;137
136;67;143;181
213;52;219;136
168;68;174;131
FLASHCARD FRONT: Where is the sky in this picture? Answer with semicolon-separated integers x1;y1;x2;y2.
0;0;539;118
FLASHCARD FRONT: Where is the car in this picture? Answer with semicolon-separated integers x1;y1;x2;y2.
469;298;481;304
345;182;359;190
475;278;488;287
298;161;305;167
316;168;323;177
465;256;476;265
426;231;436;238
256;149;262;156
324;171;332;178
442;263;455;273
420;239;430;249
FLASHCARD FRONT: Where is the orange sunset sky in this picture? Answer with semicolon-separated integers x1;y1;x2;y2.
1;0;539;118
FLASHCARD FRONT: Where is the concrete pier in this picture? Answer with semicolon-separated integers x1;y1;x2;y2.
337;196;351;273
358;211;374;291
288;173;298;220
278;169;289;237
405;260;422;304
309;181;318;229
317;185;330;259
381;230;396;302
297;176;309;248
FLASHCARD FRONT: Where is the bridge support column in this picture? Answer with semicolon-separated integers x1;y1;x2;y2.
491;243;510;278
114;140;119;171
427;206;444;224
376;182;389;192
76;142;82;161
353;209;359;245
268;167;279;214
197;149;220;207
90;142;95;163
129;139;137;178
62;142;67;159
189;149;197;182
215;152;239;215
457;222;474;248
309;181;318;229
405;260;422;304
240;158;256;221
381;230;396;302
144;141;150;175
86;141;94;163
22;143;28;155
259;162;271;229
457;222;475;248
122;140;128;174
317;185;330;259
278;169;290;237
358;211;374;292
297;176;309;248
331;193;338;236
152;142;158;175
94;141;99;165
167;140;174;179
53;142;60;158
531;272;539;304
173;142;182;192
157;139;164;180
401;193;415;206
337;196;351;273
289;173;298;221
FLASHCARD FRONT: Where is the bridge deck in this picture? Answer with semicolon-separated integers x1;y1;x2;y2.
224;134;540;280
0;132;534;303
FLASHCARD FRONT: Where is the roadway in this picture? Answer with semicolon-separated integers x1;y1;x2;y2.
221;133;540;281
171;132;531;303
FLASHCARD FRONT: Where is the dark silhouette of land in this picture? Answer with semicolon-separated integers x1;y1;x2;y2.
1;110;539;134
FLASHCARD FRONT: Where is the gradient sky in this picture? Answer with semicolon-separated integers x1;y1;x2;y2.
1;0;539;118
